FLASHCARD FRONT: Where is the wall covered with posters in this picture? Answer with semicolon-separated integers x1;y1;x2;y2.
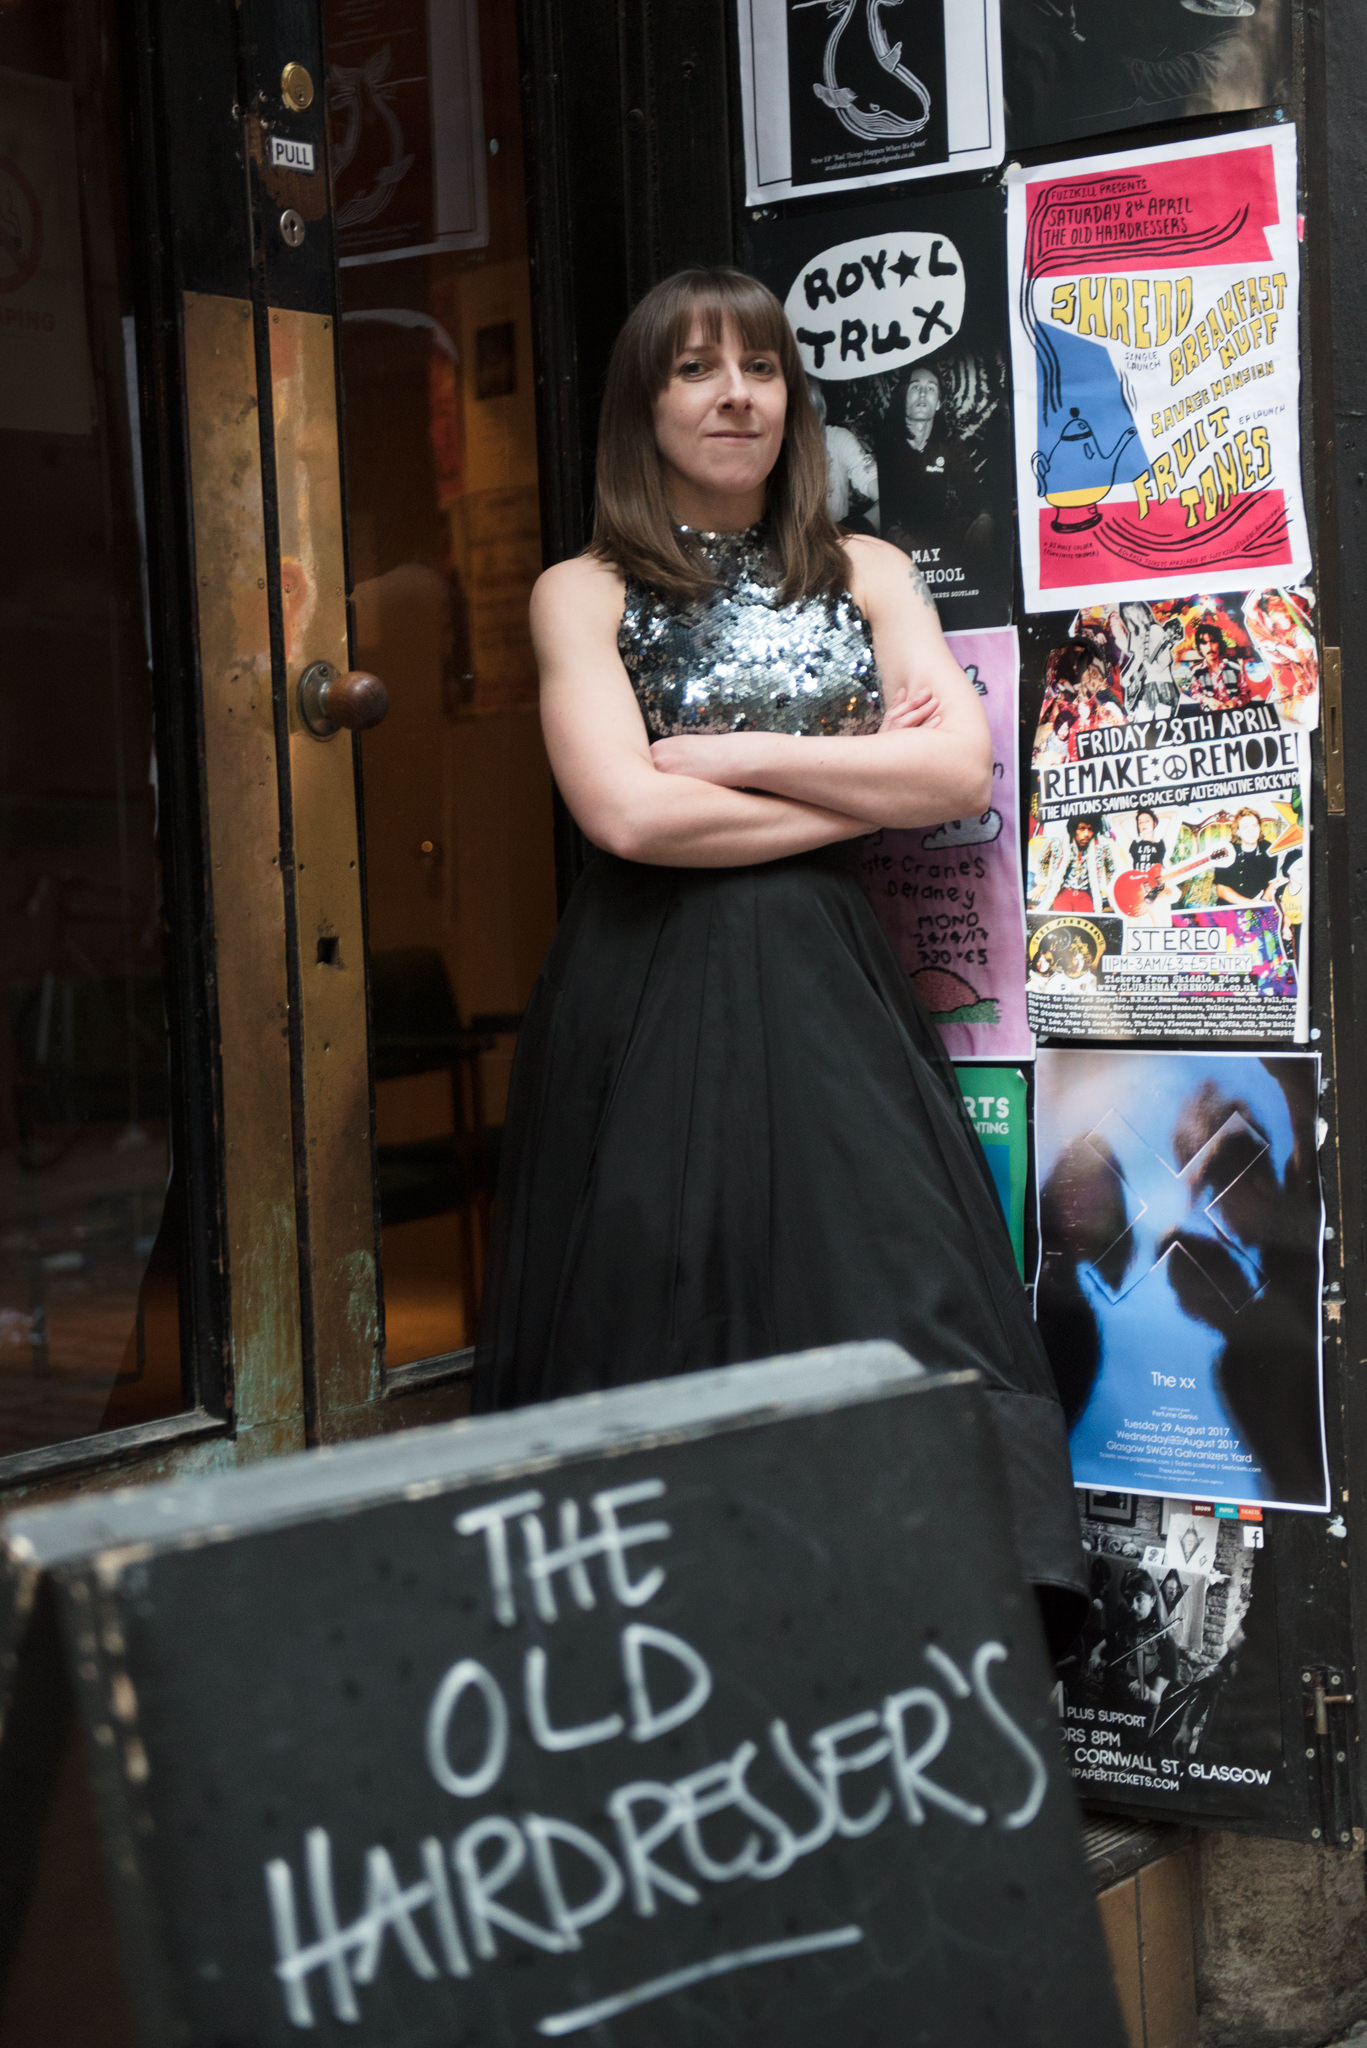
742;0;1337;1839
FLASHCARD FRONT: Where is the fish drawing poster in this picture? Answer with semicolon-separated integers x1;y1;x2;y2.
862;626;1030;1060
1034;1049;1328;1513
736;0;1004;204
1006;125;1310;612
748;182;1015;630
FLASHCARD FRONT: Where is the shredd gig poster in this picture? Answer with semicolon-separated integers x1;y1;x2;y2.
1007;125;1309;611
1025;588;1314;1044
1035;1049;1327;1513
861;626;1029;1057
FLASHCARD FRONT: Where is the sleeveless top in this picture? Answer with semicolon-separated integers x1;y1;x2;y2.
618;524;885;739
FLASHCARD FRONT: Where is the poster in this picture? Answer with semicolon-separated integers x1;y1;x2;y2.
1035;1049;1328;1512
327;0;488;265
1057;1495;1290;1826
1006;125;1309;611
751;186;1015;630
863;627;1029;1055
955;1064;1028;1275
0;69;95;436
1002;0;1291;153
737;0;1003;204
1024;588;1314;1042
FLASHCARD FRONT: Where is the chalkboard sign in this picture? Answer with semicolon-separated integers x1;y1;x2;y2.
1;1345;1123;2047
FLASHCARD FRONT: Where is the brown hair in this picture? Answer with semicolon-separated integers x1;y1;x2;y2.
591;267;847;604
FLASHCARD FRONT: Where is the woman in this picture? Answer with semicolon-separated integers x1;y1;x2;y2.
474;269;1085;1652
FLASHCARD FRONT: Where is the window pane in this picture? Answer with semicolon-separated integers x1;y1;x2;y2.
0;1;186;1453
329;0;557;1370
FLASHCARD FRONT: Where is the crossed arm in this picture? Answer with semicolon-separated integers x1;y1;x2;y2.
533;535;993;870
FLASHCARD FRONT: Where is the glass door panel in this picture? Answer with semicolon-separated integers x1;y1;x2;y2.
0;0;187;1453
329;0;557;1372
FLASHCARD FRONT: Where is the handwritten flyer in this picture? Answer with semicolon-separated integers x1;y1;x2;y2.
863;626;1030;1059
1034;1048;1327;1513
1024;590;1314;1043
1006;125;1310;611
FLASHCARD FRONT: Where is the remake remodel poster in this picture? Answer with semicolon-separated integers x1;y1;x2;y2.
1024;588;1314;1043
737;0;1004;203
1057;1495;1289;1827
1035;1049;1328;1513
955;1064;1028;1276
1002;0;1291;154
1006;125;1309;611
863;627;1030;1056
751;185;1015;629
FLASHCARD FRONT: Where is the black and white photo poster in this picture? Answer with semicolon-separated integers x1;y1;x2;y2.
1003;0;1291;154
738;0;1004;203
750;186;1015;629
1057;1495;1289;1826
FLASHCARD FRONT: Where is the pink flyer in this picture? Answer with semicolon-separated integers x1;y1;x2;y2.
861;624;1031;1061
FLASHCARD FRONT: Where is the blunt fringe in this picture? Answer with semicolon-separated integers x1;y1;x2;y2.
591;267;848;605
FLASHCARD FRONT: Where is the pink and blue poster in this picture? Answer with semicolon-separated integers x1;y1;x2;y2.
1006;127;1310;612
862;625;1031;1061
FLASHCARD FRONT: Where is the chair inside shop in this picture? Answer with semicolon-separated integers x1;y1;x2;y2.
367;946;514;1334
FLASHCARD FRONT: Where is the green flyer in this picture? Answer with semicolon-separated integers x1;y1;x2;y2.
954;1065;1028;1278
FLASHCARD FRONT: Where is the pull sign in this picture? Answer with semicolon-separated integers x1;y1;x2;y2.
269;135;316;174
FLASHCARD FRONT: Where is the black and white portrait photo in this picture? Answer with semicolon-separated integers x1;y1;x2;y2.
750;184;1015;628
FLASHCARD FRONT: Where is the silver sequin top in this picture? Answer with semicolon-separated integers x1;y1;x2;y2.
619;524;884;738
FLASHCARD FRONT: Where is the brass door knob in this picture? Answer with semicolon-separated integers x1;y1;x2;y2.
298;661;390;738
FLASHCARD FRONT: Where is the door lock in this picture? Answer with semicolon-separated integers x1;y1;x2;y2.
298;662;390;739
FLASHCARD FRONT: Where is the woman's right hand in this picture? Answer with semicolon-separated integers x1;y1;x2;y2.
878;687;941;733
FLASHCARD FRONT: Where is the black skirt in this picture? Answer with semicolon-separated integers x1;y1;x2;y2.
474;843;1086;1653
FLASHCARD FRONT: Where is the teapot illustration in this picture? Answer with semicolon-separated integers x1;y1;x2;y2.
1031;408;1139;532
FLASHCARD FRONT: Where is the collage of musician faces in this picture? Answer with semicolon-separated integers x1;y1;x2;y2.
1026;800;1304;944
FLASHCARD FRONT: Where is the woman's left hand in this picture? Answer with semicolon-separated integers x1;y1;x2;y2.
650;733;771;785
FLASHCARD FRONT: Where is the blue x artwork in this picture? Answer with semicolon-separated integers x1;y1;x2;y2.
1080;1107;1267;1312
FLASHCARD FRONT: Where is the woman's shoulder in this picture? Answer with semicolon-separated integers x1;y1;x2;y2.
530;551;626;636
838;532;937;618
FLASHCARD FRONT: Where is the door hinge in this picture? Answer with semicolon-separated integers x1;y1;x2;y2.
1302;1663;1358;1846
1323;646;1345;815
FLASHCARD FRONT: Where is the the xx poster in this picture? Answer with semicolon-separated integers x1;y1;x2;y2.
862;627;1029;1056
1057;1494;1291;1828
1002;0;1291;154
751;185;1015;630
736;0;1004;204
1035;1049;1328;1513
1006;125;1309;612
1024;588;1314;1043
